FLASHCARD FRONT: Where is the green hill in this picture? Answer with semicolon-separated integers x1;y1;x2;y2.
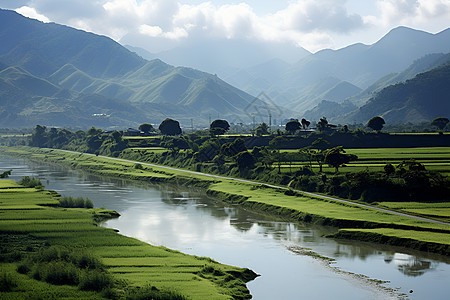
0;9;261;128
344;63;450;124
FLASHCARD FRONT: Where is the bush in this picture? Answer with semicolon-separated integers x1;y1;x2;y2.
18;176;43;189
126;285;187;300
58;196;94;208
78;269;112;291
42;261;79;285
0;272;17;292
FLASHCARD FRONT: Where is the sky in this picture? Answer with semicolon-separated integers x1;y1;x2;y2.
1;0;450;53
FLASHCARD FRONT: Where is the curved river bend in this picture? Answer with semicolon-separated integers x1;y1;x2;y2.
1;155;449;300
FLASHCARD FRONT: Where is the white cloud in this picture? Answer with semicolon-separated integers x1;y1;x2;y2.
139;24;163;37
366;0;450;28
15;6;50;22
9;0;450;52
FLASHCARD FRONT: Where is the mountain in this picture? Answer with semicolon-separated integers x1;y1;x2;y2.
125;45;156;61
305;52;450;122
152;39;310;78
224;26;450;112
0;9;268;128
342;63;450;124
347;52;450;107
287;27;450;90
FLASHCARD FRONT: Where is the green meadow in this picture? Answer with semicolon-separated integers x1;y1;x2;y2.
0;178;255;299
1;146;449;256
272;147;450;175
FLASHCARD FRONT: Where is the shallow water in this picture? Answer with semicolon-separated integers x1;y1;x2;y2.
1;155;449;299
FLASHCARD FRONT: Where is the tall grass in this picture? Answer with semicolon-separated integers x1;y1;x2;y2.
58;196;94;208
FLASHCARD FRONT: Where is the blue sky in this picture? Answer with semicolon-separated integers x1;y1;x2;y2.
2;0;449;53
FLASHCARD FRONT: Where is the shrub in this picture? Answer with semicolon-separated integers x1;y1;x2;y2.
0;272;17;292
42;261;79;285
78;269;112;291
58;196;94;208
18;176;43;188
126;285;187;300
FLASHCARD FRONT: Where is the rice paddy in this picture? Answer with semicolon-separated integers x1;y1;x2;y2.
0;179;255;299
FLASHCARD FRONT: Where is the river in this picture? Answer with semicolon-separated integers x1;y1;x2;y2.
1;154;449;299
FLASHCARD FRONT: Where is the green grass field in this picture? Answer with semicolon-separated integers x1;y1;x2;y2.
274;147;450;175
2;146;450;256
0;179;254;299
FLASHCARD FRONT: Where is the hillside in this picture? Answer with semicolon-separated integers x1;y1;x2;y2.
305;52;450;123
0;9;264;128
225;26;450;113
343;63;450;124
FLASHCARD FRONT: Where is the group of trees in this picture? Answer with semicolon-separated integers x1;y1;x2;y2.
29;126;129;157
24;112;450;205
136;115;448;139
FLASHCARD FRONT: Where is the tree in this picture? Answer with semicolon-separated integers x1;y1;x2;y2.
316;117;329;132
302;138;330;172
324;146;358;173
285;119;301;134
30;125;48;147
367;116;385;132
301;118;311;129
221;138;246;157
431;117;449;133
210;119;230;136
255;123;269;136
235;151;255;170
138;123;154;134
159;118;182;136
210;119;230;131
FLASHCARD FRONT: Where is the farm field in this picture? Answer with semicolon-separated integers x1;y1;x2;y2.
0;179;255;299
378;202;450;223
2;146;450;256
274;147;450;175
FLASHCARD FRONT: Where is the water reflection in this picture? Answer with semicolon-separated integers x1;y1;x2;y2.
392;254;435;277
2;155;450;299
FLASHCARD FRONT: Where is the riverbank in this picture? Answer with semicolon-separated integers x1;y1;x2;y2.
0;179;257;299
2;146;450;256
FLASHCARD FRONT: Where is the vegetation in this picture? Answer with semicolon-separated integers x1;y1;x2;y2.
159;118;182;136
1;114;450;259
431;117;449;133
367;116;385;132
0;178;256;299
138;123;155;134
210;119;230;136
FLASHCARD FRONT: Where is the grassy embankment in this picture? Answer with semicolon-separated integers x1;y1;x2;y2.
2;146;450;256
0;178;256;299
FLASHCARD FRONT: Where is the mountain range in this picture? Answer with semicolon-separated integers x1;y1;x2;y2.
0;8;449;129
0;9;264;128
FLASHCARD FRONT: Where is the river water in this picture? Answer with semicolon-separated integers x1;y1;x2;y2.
1;154;449;300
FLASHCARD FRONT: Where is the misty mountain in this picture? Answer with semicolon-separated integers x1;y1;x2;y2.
222;26;450;113
0;9;266;128
150;39;311;78
305;52;450;123
347;52;450;107
342;63;450;124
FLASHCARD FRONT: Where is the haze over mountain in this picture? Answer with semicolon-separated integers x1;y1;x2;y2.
304;52;450;123
220;26;450;116
0;9;267;128
0;7;449;129
343;62;450;124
